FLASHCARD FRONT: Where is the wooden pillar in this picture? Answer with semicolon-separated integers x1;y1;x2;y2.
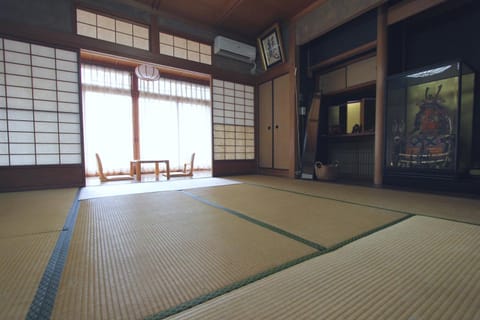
374;4;387;186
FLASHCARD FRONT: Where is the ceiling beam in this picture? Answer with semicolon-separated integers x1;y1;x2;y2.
214;0;246;25
387;0;447;25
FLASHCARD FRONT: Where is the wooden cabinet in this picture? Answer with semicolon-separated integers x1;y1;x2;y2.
258;73;291;170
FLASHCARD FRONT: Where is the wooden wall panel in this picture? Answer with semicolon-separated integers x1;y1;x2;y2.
0;165;85;192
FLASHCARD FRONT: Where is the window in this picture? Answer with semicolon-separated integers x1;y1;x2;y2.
81;65;133;175
212;79;255;160
0;38;81;166
81;64;212;176
138;78;211;170
159;32;212;65
76;9;149;51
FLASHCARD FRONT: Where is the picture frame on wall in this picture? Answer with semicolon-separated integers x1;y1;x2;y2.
257;23;285;70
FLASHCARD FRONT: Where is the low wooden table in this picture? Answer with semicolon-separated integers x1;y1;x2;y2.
130;159;170;181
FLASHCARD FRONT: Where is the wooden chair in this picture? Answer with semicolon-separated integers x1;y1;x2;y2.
95;153;134;182
170;152;195;177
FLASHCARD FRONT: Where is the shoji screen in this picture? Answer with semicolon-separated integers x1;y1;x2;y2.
0;38;81;166
212;79;255;160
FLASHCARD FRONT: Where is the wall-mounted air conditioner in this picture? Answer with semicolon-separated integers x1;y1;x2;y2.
214;36;256;64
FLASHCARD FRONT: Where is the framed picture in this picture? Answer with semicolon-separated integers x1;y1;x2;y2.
257;24;285;70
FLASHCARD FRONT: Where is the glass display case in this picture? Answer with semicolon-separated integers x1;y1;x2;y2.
385;61;475;176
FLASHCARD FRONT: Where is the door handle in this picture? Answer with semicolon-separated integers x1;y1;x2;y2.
275;125;279;129
267;126;271;130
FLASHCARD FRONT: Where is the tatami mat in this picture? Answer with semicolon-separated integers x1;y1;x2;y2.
165;216;480;320
51;191;317;320
0;232;60;320
78;177;240;200
0;188;78;237
230;175;480;225
186;184;408;248
0;188;78;320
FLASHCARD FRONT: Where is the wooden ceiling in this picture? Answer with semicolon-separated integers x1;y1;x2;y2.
127;0;321;39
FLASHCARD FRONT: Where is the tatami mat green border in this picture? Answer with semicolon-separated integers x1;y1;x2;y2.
26;190;81;320
182;190;327;251
144;251;322;320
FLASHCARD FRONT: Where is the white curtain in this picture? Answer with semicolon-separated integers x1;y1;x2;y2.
138;78;211;171
81;65;133;176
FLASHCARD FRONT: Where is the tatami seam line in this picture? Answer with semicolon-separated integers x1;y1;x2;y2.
25;189;81;320
143;251;323;320
145;192;415;320
181;190;327;251
236;181;480;226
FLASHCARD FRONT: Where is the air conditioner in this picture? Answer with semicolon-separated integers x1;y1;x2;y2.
214;36;256;64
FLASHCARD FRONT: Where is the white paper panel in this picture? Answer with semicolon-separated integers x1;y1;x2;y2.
200;54;211;65
0;120;6;130
36;144;59;154
187;52;200;62
34;100;57;111
6;74;31;87
33;78;56;90
213;79;223;87
98;28;115;42
187;40;200;52
159;33;174;45
9;132;34;143
60;154;81;164
76;9;96;24
57;92;79;103
97;15;115;29
57;81;78;93
5;63;31;76
7;97;33;110
116;20;132;35
58;102;78;113
5;51;30;66
33;67;56;79
245;119;254;126
56;71;77;82
36;154;59;164
59;113;79;123
10;154;35;165
133;25;148;38
56;49;77;62
116;33;133;46
0;39;3;49
0;109;6;119
0;132;7;142
31;44;55;58
31;56;55;68
225;103;234;111
10;143;34;154
59;123;80;133
56;60;77;72
8;109;32;120
0;143;8;154
77;23;97;38
200;44;211;54
60;144;81;153
59;133;80;143
174;37;187;49
35;111;57;122
4;39;30;53
160;44;174;56
34;89;57;101
134;38;149;50
35;122;58;133
7;86;32;99
35;132;58;143
174;48;187;60
0;154;9;165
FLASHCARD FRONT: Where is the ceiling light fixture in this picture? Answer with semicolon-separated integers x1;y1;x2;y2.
135;64;160;81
